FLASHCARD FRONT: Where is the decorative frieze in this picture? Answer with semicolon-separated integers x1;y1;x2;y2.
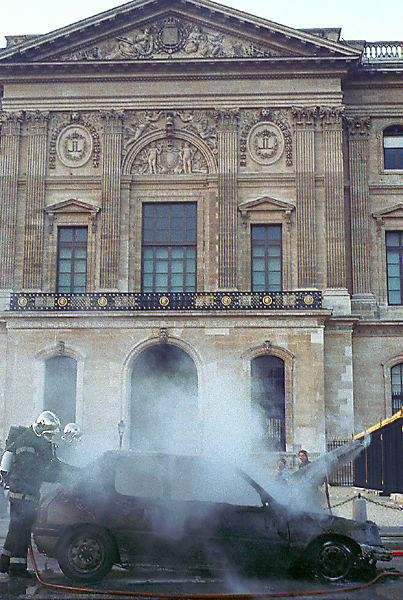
346;116;372;295
0;111;23;288
239;109;292;167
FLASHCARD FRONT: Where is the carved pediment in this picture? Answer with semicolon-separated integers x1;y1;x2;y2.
239;196;295;216
0;1;361;64
45;199;100;215
372;204;403;221
60;15;287;61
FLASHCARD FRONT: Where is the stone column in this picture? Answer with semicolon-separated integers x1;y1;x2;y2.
292;107;317;288
100;110;123;290
22;111;49;290
0;112;23;289
217;110;238;290
346;117;376;311
320;107;347;288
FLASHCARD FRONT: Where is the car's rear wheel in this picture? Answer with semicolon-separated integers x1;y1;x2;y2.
312;539;354;581
57;525;115;582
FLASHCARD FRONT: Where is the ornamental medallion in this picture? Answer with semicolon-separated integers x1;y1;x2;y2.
247;122;284;165
56;125;93;168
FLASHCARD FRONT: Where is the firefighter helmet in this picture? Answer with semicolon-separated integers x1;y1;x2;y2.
33;411;61;441
61;423;82;444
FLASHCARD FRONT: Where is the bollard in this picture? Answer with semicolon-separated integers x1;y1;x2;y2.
352;493;368;522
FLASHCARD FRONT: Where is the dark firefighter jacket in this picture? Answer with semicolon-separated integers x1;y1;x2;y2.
7;426;67;500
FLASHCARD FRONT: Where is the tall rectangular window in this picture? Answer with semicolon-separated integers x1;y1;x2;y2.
391;363;403;414
386;231;403;305
142;203;196;292
57;227;87;293
251;224;282;291
383;126;403;170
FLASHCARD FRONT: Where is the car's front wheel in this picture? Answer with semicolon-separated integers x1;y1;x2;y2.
57;525;115;582
311;539;354;582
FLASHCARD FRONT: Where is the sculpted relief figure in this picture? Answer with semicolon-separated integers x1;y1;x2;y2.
125;111;162;145
184;27;203;54
132;139;208;175
180;142;193;174
183;26;224;57
108;27;155;59
146;143;162;174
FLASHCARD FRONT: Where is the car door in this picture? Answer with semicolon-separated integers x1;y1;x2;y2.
166;456;291;573
109;454;172;562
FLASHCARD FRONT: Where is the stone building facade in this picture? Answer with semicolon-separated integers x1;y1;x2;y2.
0;0;402;460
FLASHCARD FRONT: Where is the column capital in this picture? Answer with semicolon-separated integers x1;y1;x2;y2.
216;109;239;131
319;106;344;129
0;110;24;135
101;109;124;134
25;110;50;134
291;106;318;127
345;116;371;138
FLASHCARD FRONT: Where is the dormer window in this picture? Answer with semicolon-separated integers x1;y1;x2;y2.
383;125;403;170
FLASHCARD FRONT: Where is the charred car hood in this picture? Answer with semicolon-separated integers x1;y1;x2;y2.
287;509;382;547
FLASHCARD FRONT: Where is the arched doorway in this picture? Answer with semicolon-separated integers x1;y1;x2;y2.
251;355;285;450
130;344;198;453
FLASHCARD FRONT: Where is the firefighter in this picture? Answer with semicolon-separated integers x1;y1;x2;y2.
0;411;76;579
58;422;82;463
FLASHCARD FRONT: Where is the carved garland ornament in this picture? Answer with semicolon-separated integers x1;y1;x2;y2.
48;114;100;169
247;122;284;165
240;110;292;167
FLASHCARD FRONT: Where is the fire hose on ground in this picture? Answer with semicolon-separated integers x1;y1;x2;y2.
28;544;402;599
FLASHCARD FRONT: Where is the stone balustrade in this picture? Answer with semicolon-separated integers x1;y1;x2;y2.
363;42;403;61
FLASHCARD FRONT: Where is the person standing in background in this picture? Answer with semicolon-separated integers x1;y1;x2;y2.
298;449;311;469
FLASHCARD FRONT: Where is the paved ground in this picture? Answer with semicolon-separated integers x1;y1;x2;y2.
0;486;401;599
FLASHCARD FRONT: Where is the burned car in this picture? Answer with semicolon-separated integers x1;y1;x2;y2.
33;451;392;582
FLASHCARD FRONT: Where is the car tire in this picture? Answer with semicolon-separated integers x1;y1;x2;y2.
311;539;354;582
57;525;115;582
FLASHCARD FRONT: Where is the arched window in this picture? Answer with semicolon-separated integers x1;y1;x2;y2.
391;363;403;414
251;355;285;450
383;125;403;170
130;345;198;452
44;356;77;427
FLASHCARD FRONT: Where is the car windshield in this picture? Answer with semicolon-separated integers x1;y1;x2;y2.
114;454;263;507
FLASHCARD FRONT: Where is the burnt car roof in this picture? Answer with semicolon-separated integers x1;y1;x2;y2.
73;450;273;508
